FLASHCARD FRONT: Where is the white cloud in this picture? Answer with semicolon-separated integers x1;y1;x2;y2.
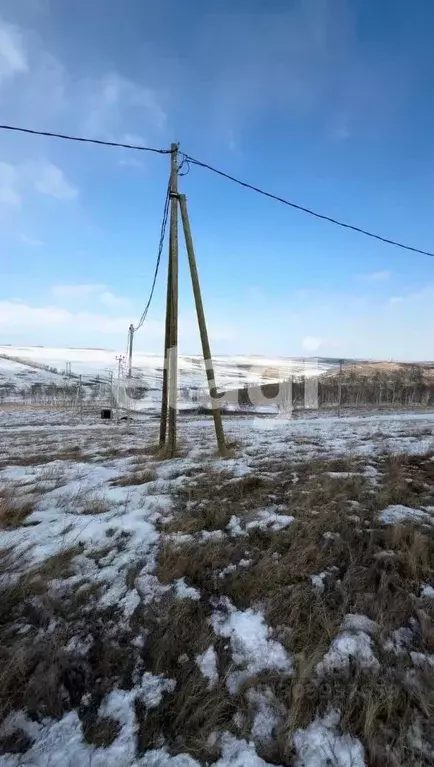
302;336;322;352
0;300;71;328
2;283;434;359
0;161;77;206
358;270;391;281
0;17;66;126
0;18;28;84
0;15;164;162
20;233;44;247
51;284;129;310
84;72;166;140
0;161;21;206
99;291;130;309
27;160;78;200
0;298;157;338
51;283;107;299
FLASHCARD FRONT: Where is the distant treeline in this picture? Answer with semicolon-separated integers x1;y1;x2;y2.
317;367;434;408
0;381;108;406
233;367;434;410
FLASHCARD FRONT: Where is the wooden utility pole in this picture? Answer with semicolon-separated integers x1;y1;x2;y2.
127;324;134;378
159;227;172;446
78;375;82;420
338;359;343;417
115;354;125;424
158;146;226;458
160;143;179;456
179;194;227;456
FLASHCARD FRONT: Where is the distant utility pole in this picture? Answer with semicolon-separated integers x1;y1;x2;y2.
115;354;125;423
73;374;82;420
127;323;134;377
159;146;227;458
338;359;343;417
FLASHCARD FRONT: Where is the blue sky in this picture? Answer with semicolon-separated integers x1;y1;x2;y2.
0;0;433;359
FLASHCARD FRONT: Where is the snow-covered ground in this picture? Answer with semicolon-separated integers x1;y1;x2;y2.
0;407;433;765
0;356;69;389
0;345;337;392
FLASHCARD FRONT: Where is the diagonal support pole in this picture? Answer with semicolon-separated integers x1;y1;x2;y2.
178;193;228;457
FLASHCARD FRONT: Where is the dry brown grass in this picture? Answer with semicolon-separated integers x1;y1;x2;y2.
1;448;433;764
0;547;91;729
80;496;111;515
55;486;112;515
111;467;157;487
0;445;85;469
162;470;272;536
82;716;120;748
152;450;434;764
134;596;239;762
0;544;137;754
0;486;33;529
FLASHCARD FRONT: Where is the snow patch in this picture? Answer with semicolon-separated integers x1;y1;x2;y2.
174;578;201;601
384;627;414;655
196;645;218;689
410;652;434;668
421;583;434;599
317;615;379;675
310;572;327;594
293;710;365;767
341;614;377;635
215;733;277;766
138;672;177;708
227;516;247;537
246;507;295;532
247;688;285;745
379;504;434;525
211;601;292;693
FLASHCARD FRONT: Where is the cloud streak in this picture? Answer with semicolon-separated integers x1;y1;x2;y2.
51;284;107;299
20;233;44;247
0;160;78;206
0;162;21;206
357;270;391;281
0;18;28;84
28;160;78;200
51;284;130;310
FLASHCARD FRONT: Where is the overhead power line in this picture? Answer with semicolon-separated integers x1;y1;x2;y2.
2;121;433;257
183;154;434;258
134;178;171;332
0;124;171;154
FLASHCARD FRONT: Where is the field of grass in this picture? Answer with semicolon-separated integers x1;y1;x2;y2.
0;407;433;765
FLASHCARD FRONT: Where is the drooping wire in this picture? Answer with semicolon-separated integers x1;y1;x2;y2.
3;120;434;258
183;153;434;258
0;123;171;154
133;177;171;332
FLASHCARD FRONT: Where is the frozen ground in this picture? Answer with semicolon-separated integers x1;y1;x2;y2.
0;407;433;765
0;345;336;393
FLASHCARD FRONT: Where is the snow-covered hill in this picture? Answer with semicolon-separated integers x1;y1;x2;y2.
0;345;337;394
